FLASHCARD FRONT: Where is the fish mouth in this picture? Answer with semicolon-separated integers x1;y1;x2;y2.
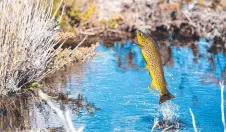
136;29;144;34
136;29;144;36
136;30;146;47
136;29;149;38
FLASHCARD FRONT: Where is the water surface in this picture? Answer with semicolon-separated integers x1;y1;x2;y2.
68;40;226;132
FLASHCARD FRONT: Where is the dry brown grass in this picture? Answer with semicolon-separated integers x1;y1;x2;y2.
0;0;64;95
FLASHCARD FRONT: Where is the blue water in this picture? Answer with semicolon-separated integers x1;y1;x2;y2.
69;40;226;132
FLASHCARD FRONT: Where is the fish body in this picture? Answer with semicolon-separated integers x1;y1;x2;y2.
136;30;175;104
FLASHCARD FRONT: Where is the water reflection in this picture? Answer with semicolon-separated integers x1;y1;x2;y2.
110;41;175;71
113;42;141;70
0;65;98;131
1;39;226;131
0;94;30;131
201;53;226;84
0;93;97;131
106;40;226;84
102;40;226;108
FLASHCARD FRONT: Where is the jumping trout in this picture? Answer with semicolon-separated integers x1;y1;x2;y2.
136;30;175;104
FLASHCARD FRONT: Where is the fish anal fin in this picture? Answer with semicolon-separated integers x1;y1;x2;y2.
159;92;175;104
145;65;150;69
150;81;157;89
141;65;149;71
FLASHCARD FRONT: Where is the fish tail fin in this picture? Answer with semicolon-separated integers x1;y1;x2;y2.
159;92;175;104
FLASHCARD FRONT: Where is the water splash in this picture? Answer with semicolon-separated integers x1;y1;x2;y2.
160;101;179;121
152;101;180;131
151;118;159;132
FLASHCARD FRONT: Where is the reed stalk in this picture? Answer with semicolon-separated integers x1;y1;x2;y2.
220;81;226;132
189;108;198;132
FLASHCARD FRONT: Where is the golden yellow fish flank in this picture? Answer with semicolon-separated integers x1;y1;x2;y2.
136;30;175;104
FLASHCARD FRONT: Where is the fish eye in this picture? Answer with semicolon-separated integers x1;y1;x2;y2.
137;30;144;37
140;32;144;37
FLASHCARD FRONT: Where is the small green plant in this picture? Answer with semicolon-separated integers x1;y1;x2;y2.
23;82;44;91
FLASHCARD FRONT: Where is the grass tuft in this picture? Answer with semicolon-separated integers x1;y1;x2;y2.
0;0;63;95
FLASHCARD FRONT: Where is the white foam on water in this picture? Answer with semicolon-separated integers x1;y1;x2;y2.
151;117;159;132
159;101;179;121
162;125;174;132
151;101;180;131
